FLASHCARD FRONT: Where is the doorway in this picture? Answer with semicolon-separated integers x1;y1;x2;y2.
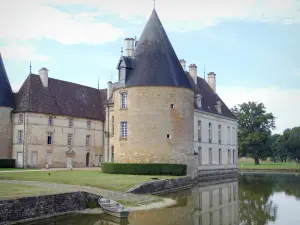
32;152;37;167
66;157;72;168
17;152;23;168
86;152;90;167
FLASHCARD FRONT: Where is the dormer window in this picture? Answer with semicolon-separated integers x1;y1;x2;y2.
119;67;126;84
117;56;133;85
196;94;202;108
216;101;222;113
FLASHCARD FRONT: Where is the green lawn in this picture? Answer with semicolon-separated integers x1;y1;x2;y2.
0;168;40;171
0;170;178;192
239;159;300;170
0;183;61;200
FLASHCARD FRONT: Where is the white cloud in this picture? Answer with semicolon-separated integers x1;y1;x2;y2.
0;43;49;61
42;0;300;32
218;86;300;134
0;0;124;45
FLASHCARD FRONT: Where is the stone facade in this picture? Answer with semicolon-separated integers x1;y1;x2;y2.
106;86;196;174
12;113;104;168
0;192;99;224
0;107;13;159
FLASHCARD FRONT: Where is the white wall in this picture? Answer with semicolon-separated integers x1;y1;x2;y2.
12;112;104;168
194;110;238;170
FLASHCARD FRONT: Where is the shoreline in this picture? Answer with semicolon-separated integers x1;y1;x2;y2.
239;168;300;174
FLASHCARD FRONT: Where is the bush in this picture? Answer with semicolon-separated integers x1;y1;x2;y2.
102;163;187;176
0;159;16;168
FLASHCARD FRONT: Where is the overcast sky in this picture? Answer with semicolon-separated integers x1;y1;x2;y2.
1;0;299;134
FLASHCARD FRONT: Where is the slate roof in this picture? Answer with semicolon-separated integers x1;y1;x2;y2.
125;9;192;89
186;73;236;119
0;53;15;108
14;74;107;121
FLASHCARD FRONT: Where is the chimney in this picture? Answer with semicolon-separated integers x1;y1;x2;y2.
124;38;135;57
107;81;113;100
179;59;186;71
39;67;49;88
207;72;216;93
189;64;197;84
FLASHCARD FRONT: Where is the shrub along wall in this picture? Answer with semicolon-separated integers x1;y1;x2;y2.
0;159;15;168
102;163;187;176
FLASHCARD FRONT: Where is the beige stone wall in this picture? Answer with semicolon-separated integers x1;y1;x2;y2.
0;107;13;159
12;112;104;168
110;86;196;174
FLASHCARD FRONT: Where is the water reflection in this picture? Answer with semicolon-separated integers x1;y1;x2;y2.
20;174;300;225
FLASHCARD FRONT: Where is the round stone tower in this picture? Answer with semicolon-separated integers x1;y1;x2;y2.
113;10;196;174
0;53;15;159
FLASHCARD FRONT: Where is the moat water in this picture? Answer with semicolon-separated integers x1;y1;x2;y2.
23;173;300;225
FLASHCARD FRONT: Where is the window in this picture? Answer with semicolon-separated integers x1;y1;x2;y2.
228;149;231;164
86;135;90;146
120;121;128;138
233;150;235;164
196;94;202;108
68;134;72;146
120;92;128;109
18;114;24;124
233;127;236;145
119;68;126;84
209;212;213;225
87;120;91;129
227;126;230;144
219;209;223;225
209;123;212;143
198;120;202;142
219;188;223;205
111;146;114;162
199;192;202;210
112;116;115;136
167;134;171;139
233;185;237;201
198;147;202;165
68;119;73;128
229;186;232;202
209;148;212;165
17;130;23;144
47;133;52;145
209;190;213;208
170;104;175;109
47;153;52;165
48;116;53;126
218;125;221;144
219;149;222;164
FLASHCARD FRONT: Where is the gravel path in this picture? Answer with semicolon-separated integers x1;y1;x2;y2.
0;180;176;211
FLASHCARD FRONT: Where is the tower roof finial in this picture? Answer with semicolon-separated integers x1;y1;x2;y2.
30;60;32;74
153;0;155;9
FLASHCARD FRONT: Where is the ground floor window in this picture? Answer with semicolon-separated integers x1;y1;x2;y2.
111;146;114;162
209;148;212;165
120;121;128;138
31;152;37;167
47;153;52;165
219;148;222;164
198;147;202;165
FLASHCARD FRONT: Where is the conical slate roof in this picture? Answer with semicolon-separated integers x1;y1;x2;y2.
0;53;15;108
125;9;192;89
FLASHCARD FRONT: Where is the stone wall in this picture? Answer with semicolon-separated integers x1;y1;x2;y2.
0;192;99;224
127;169;238;195
0;107;13;159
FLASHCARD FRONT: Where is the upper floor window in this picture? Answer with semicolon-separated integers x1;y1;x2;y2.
68;134;72;146
112;116;115;136
18;130;23;144
48;116;53;126
233;127;236;145
87;120;91;129
208;123;212;143
86;135;90;146
218;125;221;144
228;149;231;164
198;120;202;142
233;149;236;164
47;133;52;145
120;121;128;138
120;92;128;109
18;114;24;124
68;119;73;128
227;126;231;144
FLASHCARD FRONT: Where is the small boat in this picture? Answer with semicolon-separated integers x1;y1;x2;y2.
98;196;130;219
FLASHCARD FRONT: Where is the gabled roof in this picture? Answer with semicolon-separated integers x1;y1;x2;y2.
0;54;15;108
14;74;107;120
117;56;133;69
186;73;236;119
125;9;192;89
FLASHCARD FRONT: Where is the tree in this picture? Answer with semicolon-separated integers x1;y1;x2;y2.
232;102;275;165
267;134;281;162
288;127;300;163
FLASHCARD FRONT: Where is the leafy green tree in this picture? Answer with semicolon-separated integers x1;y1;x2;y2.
232;102;275;164
276;129;291;162
288;127;300;163
267;134;281;162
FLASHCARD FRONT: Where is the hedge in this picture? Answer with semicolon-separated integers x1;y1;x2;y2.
0;159;16;168
102;163;187;176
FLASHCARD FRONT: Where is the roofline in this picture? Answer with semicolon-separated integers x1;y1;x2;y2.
121;85;194;91
194;108;238;122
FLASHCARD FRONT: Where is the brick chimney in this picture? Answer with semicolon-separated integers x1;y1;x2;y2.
189;64;197;84
39;67;49;88
207;72;216;93
124;38;135;57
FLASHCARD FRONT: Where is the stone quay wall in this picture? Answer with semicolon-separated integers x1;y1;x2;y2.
127;168;238;195
0;192;99;225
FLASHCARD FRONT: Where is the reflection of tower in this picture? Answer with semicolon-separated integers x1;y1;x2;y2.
193;181;239;225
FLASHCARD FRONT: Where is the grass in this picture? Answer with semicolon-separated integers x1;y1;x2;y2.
0;168;40;171
0;170;179;192
239;158;300;171
0;183;61;200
